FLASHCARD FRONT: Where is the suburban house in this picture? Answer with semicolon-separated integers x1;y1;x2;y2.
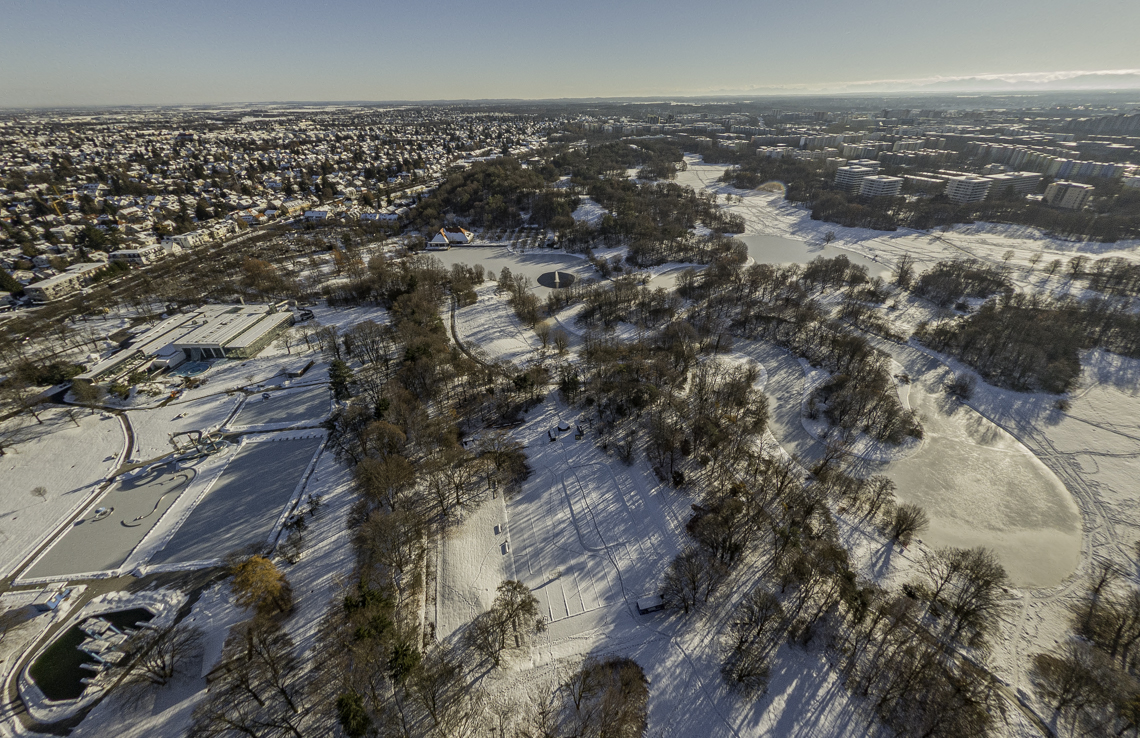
109;243;165;266
442;226;474;244
427;226;474;249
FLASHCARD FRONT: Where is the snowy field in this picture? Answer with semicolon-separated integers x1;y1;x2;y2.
148;434;323;566
453;284;542;366
570;197;610;226
665;155;1140;720
0;408;125;578
126;392;242;462
423;161;1140;736
870;342;1082;587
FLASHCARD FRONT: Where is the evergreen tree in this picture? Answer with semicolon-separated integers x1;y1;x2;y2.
329;359;354;401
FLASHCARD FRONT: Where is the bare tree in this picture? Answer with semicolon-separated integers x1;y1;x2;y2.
30;486;48;503
721;587;784;696
895;252;915;288
406;644;481;737
661;547;728;614
565;656;649;738
552;329;569;355
535;322;551;350
465;580;545;667
117;622;204;710
1031;641;1113;718
887;503;928;546
191;617;312;738
356;508;426;602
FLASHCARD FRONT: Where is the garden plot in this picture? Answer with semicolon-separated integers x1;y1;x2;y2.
230;385;331;429
22;465;193;580
147;434;323;567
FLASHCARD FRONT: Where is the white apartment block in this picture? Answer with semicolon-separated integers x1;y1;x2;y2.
23;262;104;303
109;243;165;266
835;165;877;194
859;175;903;198
1044;181;1094;210
945;176;992;204
984;171;1042;197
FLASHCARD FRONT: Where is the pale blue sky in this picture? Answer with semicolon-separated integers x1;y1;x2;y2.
2;0;1139;106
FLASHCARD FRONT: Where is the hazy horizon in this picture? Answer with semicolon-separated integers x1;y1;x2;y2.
3;0;1140;107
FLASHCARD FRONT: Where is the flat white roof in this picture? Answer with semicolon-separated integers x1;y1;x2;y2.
225;311;293;350
174;305;289;349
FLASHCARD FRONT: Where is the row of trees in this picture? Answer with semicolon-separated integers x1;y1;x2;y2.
915;286;1140;393
314;257;563;736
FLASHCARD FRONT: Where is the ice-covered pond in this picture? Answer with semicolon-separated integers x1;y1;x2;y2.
737;233;893;279
425;247;595;297
866;346;1082;588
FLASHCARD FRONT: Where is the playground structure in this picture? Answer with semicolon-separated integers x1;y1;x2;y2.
168;429;225;456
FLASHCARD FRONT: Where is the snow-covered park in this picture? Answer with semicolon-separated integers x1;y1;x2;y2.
2;153;1139;738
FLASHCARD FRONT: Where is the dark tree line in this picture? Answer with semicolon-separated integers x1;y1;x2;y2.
410;157;557;232
916;291;1140;393
914;259;1012;308
308;257;550;737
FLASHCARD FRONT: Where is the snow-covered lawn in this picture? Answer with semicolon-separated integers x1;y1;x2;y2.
126;392;242;462
454;284;543;366
570;197;610;227
0;409;125;578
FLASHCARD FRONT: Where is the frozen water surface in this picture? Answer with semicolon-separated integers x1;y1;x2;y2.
868;350;1082;588
149;437;322;565
425;247;595;297
23;467;193;579
738;233;893;278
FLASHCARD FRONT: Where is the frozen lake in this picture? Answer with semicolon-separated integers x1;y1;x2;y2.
24;466;193;579
737;233;893;279
149;437;323;565
425;246;596;297
740;339;1081;588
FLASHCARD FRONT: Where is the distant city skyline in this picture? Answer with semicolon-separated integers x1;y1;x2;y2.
3;0;1140;107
